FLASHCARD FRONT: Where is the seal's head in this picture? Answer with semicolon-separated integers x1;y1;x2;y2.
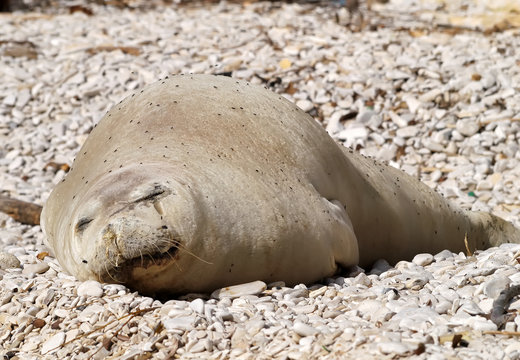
42;164;201;294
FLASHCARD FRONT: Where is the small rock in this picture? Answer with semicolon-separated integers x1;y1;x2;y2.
353;272;371;287
396;125;419;138
419;88;442;102
435;301;452;314
41;332;65;354
505;322;516;332
358;300;382;320
77;280;104;297
163;316;198;331
22;262;50;275
483;276;510;299
3;94;16;106
296;99;314;112
216;309;234;322
293;321;319;337
293;304;317;314
16;89;31;108
309;286;327;298
458;301;484;315
412;253;434;267
377;341;410;355
404;96;421;114
406;277;428;290
434;249;454;261
337;126;368;143
189;298;205;314
369;259;392;275
285;288;309;299
0;251;21;270
389;111;408;127
33;318;46;328
456;119;480;137
505;342;520;355
211;280;266;299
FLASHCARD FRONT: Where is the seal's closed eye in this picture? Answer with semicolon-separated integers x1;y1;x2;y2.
134;184;170;203
76;217;93;233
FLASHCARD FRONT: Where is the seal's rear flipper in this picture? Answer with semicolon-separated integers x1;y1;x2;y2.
466;211;520;251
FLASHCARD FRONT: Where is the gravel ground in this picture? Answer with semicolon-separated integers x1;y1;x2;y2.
1;0;520;358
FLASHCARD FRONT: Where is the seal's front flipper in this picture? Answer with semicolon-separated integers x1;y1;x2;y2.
321;197;360;269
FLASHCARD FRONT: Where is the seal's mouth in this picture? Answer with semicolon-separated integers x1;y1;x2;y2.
98;245;180;284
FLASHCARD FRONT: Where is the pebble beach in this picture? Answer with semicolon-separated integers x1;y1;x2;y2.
2;0;520;358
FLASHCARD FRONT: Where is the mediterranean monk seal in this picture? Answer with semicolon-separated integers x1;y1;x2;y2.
41;74;520;295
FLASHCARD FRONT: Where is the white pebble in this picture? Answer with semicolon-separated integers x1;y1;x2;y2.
377;341;410;355
77;280;104;297
412;253;434;266
22;262;49;275
211;280;266;299
41;332;65;354
0;252;21;270
189;298;205;314
296;99;313;112
293;321;319;337
163;316;198;331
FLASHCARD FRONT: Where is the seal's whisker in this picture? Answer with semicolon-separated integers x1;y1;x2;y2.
105;252;118;268
103;262;120;283
173;259;183;272
168;237;213;265
137;249;144;268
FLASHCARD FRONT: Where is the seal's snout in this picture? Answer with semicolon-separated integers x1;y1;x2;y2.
63;171;200;293
96;216;180;284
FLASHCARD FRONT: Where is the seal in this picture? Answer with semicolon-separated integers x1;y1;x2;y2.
41;74;520;295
